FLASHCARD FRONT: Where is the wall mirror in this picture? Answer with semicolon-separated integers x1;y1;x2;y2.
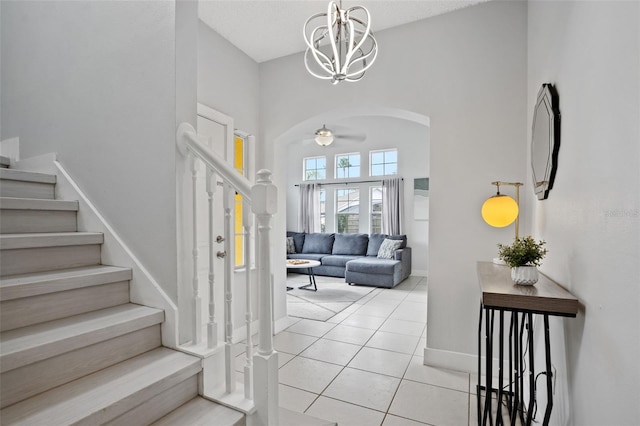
531;83;561;200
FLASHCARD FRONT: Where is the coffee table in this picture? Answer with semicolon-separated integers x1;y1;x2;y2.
286;260;321;291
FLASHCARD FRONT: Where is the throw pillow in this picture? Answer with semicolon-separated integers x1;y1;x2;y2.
377;238;403;259
286;237;296;254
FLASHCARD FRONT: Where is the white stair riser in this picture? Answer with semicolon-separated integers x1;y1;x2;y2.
0;245;101;276
1;282;129;332
1;325;161;408
0;181;55;200
106;375;199;426
0;210;77;233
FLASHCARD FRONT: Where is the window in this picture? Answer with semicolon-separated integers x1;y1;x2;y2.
234;135;246;268
370;149;398;176
319;189;326;232
304;156;326;181
335;153;360;179
336;188;360;233
370;187;382;233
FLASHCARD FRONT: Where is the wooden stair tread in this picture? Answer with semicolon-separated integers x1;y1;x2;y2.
0;197;78;211
0;169;56;184
0;265;132;301
0;232;103;250
0;304;163;373
0;347;201;425
152;397;245;426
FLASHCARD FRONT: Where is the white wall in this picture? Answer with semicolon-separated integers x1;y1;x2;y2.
527;1;640;423
198;21;260;137
285;115;430;273
1;1;180;299
260;0;527;363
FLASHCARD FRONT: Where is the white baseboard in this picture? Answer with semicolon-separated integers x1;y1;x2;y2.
423;346;477;373
423;346;506;377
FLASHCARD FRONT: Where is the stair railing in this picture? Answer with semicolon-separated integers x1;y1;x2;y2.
176;123;279;425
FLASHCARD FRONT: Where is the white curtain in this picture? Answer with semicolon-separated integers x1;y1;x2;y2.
299;183;320;233
382;178;404;235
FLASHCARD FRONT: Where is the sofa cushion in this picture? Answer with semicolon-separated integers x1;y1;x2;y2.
387;234;407;249
332;233;369;256
346;257;400;275
366;233;388;256
302;233;335;254
287;232;306;253
377;238;404;259
321;255;363;268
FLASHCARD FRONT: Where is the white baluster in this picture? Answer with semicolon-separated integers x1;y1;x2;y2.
207;168;218;349
223;183;236;393
243;198;254;400
191;155;202;345
251;169;279;426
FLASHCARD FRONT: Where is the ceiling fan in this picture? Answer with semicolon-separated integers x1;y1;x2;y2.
303;124;367;146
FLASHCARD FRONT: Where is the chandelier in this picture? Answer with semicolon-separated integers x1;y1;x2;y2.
303;1;378;85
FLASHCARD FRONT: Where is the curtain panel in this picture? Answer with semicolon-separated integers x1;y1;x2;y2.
382;178;404;235
298;183;320;233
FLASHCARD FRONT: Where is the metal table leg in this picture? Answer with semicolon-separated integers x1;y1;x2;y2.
542;314;554;426
298;267;317;291
478;304;483;425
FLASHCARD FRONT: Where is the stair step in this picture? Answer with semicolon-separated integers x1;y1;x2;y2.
0;347;201;425
0;197;78;211
0;303;164;373
0;232;102;250
0;169;56;200
1;324;161;408
0;198;79;233
0;265;132;301
152;396;245;426
0;276;130;332
0;233;103;276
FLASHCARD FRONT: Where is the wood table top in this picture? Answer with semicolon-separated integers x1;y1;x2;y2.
477;261;579;317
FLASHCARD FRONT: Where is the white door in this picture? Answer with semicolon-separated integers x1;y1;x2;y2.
195;104;235;342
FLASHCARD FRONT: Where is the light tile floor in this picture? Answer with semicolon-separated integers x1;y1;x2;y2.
236;274;485;426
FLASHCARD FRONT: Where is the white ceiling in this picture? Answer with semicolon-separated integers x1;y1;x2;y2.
199;0;489;63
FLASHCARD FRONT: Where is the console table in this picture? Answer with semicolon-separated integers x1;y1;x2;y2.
477;261;578;426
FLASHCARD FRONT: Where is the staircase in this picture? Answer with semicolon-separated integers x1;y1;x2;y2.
0;159;245;425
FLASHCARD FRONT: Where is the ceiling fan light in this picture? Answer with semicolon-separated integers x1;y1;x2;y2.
315;125;334;146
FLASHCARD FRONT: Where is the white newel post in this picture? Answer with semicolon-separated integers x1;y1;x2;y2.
251;169;279;426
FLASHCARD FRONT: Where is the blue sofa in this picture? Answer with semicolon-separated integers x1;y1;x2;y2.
286;232;412;288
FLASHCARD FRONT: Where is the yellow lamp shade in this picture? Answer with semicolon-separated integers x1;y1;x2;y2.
482;195;519;228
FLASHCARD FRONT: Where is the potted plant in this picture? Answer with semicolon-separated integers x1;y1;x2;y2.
497;236;548;285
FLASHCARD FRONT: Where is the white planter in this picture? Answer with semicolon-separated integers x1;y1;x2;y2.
511;266;539;285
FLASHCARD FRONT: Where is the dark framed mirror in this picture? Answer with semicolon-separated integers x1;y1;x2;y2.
531;83;561;200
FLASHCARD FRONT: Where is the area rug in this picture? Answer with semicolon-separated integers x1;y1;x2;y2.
286;274;375;321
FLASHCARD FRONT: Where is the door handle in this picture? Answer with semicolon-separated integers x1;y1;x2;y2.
216;251;227;259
